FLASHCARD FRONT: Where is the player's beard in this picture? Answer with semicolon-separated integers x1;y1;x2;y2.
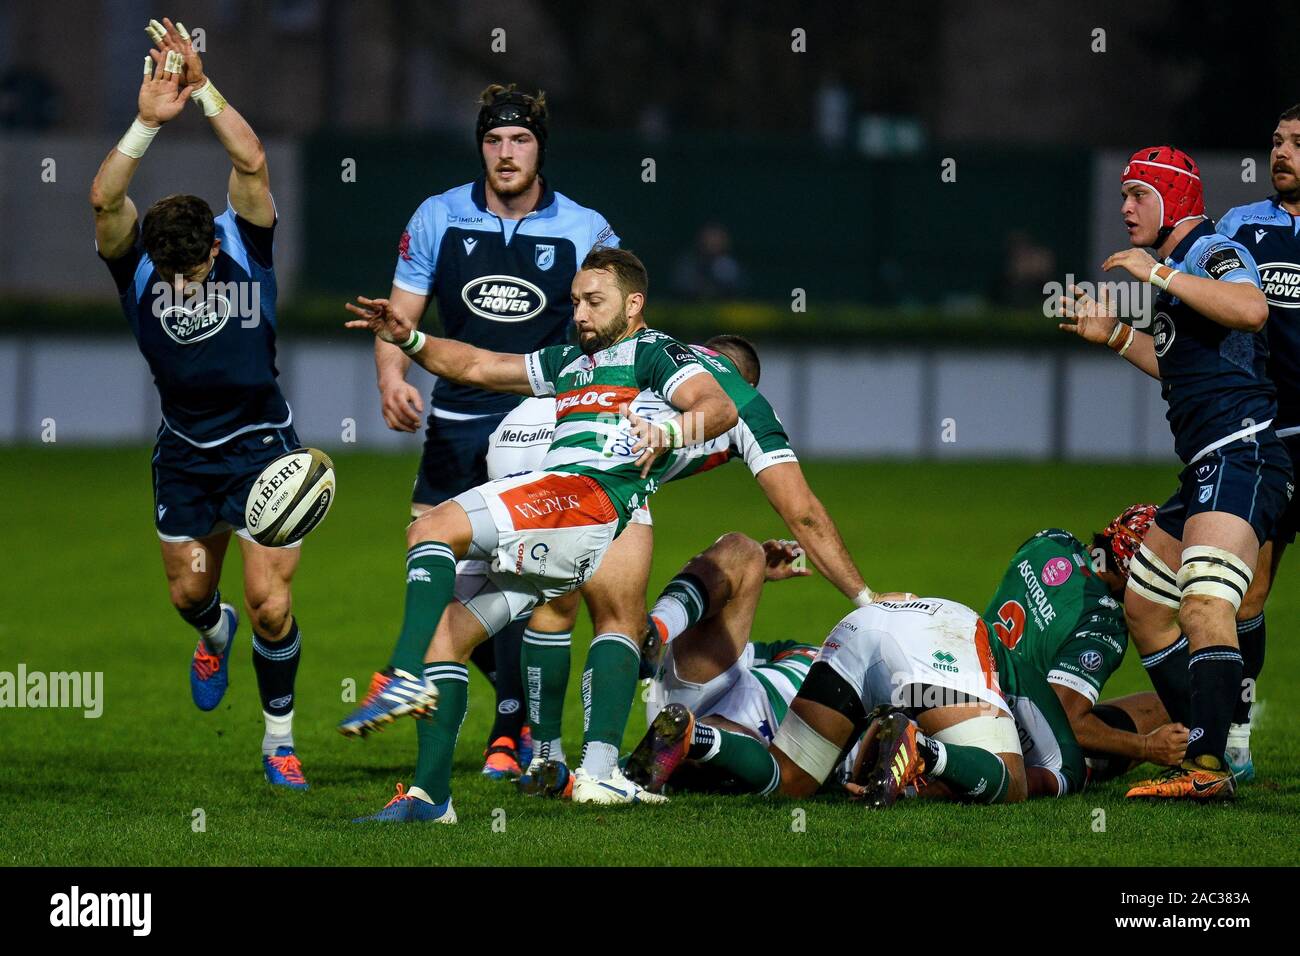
1273;166;1299;204
579;306;630;355
487;162;539;199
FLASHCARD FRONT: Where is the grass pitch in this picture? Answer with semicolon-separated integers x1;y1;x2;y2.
1;447;1296;866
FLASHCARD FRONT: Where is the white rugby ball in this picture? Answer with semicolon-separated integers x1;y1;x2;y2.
244;448;336;547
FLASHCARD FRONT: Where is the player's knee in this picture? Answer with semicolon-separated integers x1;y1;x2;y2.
168;576;215;613
246;588;292;638
1176;593;1234;641
690;532;762;602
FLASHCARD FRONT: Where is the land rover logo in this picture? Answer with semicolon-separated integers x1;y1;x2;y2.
1152;312;1175;357
461;275;546;322
159;293;232;345
1258;262;1300;309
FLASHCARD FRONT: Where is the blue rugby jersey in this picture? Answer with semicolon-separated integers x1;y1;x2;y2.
1218;198;1300;437
1150;220;1275;462
392;176;618;415
100;205;291;447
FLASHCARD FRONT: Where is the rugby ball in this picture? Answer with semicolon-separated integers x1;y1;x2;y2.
244;448;336;547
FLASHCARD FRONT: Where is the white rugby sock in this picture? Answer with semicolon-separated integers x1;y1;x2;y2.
262;709;294;755
580;741;619;779
649;597;690;644
202;612;231;654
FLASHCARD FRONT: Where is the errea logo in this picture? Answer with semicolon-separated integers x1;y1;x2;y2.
462;275;546;322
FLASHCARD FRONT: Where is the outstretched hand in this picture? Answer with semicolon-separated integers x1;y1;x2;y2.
138;48;191;125
146;17;206;91
761;539;811;581
1056;282;1119;345
344;296;414;344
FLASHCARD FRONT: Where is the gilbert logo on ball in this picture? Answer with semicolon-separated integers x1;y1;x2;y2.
244;449;336;547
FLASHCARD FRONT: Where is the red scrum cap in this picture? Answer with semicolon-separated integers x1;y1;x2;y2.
1095;503;1158;580
1122;146;1205;245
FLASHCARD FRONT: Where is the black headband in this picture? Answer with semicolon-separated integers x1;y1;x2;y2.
476;91;548;166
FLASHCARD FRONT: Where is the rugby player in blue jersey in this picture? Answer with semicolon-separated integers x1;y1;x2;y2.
1057;146;1291;800
90;20;309;789
1212;104;1300;780
372;84;621;778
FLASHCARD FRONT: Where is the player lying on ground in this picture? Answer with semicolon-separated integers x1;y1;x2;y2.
479;333;876;803
90;19;309;788
339;247;737;821
1208;102;1300;781
1059;145;1291;800
587;533;1086;803
984;506;1189;775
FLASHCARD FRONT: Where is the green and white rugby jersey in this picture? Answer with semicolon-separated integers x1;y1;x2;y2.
660;347;798;482
749;641;818;726
523;328;708;528
981;529;1128;705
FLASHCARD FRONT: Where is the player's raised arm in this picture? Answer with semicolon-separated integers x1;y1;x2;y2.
148;19;272;226
1103;245;1268;333
90;48;192;258
345;296;533;395
753;462;871;603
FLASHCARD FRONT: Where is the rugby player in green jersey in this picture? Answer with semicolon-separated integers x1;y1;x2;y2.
984;505;1189;781
601;534;1085;804
493;334;875;801
339;247;738;820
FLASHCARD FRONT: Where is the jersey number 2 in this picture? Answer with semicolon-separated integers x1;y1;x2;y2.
994;600;1026;649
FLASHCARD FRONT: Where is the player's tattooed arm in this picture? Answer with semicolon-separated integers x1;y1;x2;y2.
91;47;193;258
1103;246;1268;333
345;296;533;395
1057;282;1160;379
755;462;869;600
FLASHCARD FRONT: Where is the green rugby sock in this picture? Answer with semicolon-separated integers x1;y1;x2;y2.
412;662;469;804
522;626;572;761
389;542;457;676
580;633;640;776
922;734;1010;804
690;723;781;794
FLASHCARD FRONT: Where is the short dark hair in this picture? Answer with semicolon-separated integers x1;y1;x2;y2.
705;333;761;386
141;194;216;276
1280;103;1300;124
580;245;648;298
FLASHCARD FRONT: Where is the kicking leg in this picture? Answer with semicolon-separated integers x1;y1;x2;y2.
338;499;473;737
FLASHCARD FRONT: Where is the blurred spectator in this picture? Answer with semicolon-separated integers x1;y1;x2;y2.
995;229;1057;308
672;222;747;300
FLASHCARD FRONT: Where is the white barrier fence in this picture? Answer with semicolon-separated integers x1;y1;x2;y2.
0;338;1175;460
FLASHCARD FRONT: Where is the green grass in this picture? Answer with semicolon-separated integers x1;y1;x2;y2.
0;447;1296;866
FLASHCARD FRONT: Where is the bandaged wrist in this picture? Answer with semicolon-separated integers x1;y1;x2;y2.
1108;322;1135;356
1148;262;1176;291
116;118;160;159
660;417;684;449
191;79;228;117
398;330;426;356
852;587;876;608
